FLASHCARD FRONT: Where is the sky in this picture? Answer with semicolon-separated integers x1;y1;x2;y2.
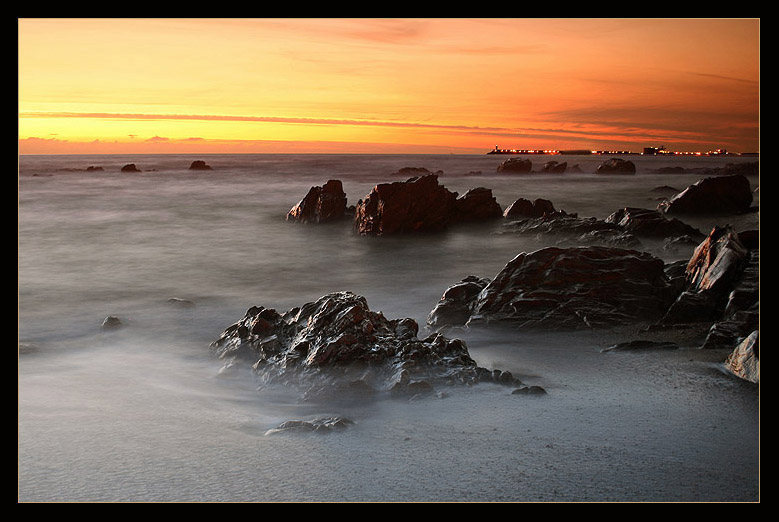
18;18;760;155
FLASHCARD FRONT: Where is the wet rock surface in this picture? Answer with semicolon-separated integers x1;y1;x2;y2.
353;174;501;235
496;157;532;173
596;158;636;174
210;291;522;402
658;174;754;215
287;179;348;224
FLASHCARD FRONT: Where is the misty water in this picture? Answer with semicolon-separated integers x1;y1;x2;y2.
18;153;759;502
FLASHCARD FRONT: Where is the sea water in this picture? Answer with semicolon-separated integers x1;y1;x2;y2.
18;153;759;502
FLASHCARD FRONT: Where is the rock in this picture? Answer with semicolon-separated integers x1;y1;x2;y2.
659;225;750;327
264;416;354;436
353;174;457;235
503;198;556;219
659;174;753;214
465;246;678;330
724;330;759;383
86;166;103;172
540;161;567;173
101;316;123;329
604;207;704;240
210;291;519;400
595;158;635;174
496;157;532;173
167;297;196;307
391;166;443;177
511;385;547;395
287;179;348;224
121;164;141;172
454;187;503;222
427;275;491;327
502;210;638;247
188;160;212;170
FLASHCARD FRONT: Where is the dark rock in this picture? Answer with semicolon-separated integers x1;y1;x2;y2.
503;198;556;219
101;316;123;329
391;167;443;177
596;158;635;174
264;416;355;436
121;164;141;172
167;297;196;307
502;211;638;247
210;291;518;400
454;187;503;222
466;246;678;330
540;161;567;173
512;385;547;395
427;275;491;327
287;179;348;224
353;174;457;235
86;166;104;172
188;160;212;170
604;207;704;239
659;174;753;215
737;229;759;250
496;157;532;173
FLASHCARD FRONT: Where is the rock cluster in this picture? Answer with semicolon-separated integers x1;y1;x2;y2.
352;174;501;235
658;174;754;214
210;291;525;402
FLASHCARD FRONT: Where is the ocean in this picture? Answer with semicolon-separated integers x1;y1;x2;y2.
18;153;759;502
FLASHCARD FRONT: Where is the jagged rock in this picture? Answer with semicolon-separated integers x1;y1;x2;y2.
496;157;532;173
724;330;759;383
659;174;753;214
604;207;704;239
188;160;212;170
502;210;638;247
353;174;499;235
287;179;348;224
465;246;678;330
264;416;354;436
503;198;556;219
596;158;635;174
540;161;567;173
454;187;503;221
427;275;491;327
210;291;521;400
659;226;750;327
101;316;123;329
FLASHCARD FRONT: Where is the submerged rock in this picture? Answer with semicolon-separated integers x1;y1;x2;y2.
659;174;753;215
188;160;212;170
287;179;348;224
264;416;355;436
210;291;521;401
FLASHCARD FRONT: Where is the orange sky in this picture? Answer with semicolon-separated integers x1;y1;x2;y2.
18;18;760;155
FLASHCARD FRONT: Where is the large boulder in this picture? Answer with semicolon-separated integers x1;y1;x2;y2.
724;330;759;383
453;187;503;222
604;207;704;240
496;157;532;173
596;158;635;174
503;198;556;219
287;179;348;224
427;275;491;328
464;246;678;330
659;225;751;326
353;174;500;235
659;174;753;214
210;291;522;401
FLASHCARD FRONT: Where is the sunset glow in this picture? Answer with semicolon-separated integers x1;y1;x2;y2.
18;18;760;155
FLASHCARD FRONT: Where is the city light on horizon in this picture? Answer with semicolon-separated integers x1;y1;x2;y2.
18;18;760;155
